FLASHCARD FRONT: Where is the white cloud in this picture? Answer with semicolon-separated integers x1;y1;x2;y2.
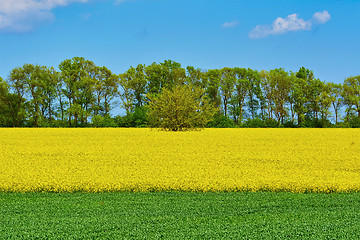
222;21;240;28
249;11;331;39
0;0;89;14
0;10;54;32
0;0;90;32
249;13;311;39
313;10;331;24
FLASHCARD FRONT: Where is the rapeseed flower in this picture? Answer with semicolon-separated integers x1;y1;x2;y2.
0;128;359;193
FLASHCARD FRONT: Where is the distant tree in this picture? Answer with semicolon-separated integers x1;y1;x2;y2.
19;64;40;126
145;60;186;95
1;76;26;127
293;67;314;125
260;70;273;120
8;66;27;102
41;67;59;126
318;82;332;121
328;82;343;124
246;69;262;120
342;76;360;118
119;64;147;112
186;66;206;90
307;78;323;120
59;57;96;126
1;58;357;128
231;67;250;124
145;63;165;95
22;64;57;126
79;61;97;125
100;67;118;116
8;65;28;126
55;71;66;124
92;66;118;117
147;84;216;131
119;71;136;115
287;72;297;123
92;65;104;116
131;64;147;108
266;68;292;124
160;60;186;88
8;64;60;126
205;69;221;111
59;57;83;126
0;77;9;126
220;67;236;117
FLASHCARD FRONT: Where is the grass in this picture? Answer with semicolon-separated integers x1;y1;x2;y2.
1;192;359;239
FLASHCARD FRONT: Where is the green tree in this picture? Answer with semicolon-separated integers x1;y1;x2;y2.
147;85;216;131
119;71;136;115
145;60;186;95
260;70;274;120
160;60;186;88
55;71;66;124
132;64;147;108
92;66;118;117
318;82;332;122
220;67;236;117
0;77;10;126
343;76;360;118
231;68;250;124
0;76;26;127
100;67;118;116
328;82;343;124
8;65;29;126
307;78;323;120
79;60;97;125
145;63;165;95
205;69;221;110
119;64;147;111
267;68;292;124
293;67;314;125
186;66;206;90
246;69;262;120
59;57;83;126
287;72;297;123
59;57;97;126
21;64;57;126
40;67;58;126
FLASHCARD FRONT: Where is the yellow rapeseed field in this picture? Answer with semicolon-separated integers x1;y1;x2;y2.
0;128;359;193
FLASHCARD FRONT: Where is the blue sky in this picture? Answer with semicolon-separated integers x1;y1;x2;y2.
0;0;359;84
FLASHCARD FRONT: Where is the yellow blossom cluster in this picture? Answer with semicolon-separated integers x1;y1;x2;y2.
0;128;359;193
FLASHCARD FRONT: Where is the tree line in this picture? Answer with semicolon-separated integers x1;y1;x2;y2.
0;57;359;128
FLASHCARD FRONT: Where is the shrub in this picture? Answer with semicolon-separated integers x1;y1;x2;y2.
147;85;216;131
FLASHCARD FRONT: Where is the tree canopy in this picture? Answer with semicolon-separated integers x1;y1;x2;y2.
147;85;216;131
0;57;359;128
